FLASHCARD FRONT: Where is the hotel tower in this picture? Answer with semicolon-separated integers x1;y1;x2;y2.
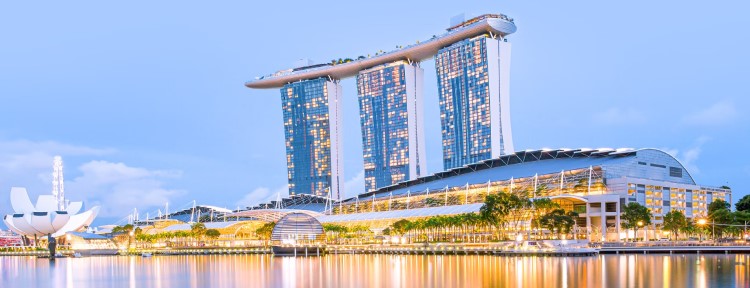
248;14;517;199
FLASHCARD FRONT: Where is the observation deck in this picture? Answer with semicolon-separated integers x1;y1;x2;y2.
245;14;517;89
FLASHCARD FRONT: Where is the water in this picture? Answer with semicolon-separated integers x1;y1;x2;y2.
1;254;748;287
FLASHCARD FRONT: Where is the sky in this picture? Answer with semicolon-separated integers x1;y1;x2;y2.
1;1;748;227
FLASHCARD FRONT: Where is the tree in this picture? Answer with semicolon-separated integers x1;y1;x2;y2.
322;224;348;244
503;193;532;236
191;222;207;240
110;224;135;249
382;227;391;236
707;199;732;238
255;222;276;247
480;194;509;239
621;202;652;241
732;211;750;238
391;219;411;238
531;198;560;236
708;199;731;214
205;229;220;245
662;210;687;240
736;195;750;212
539;209;578;239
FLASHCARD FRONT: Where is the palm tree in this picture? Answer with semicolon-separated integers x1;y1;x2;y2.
480;194;504;240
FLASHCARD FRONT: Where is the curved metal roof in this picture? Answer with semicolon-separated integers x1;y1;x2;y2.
317;203;483;223
347;148;696;202
228;209;323;222
245;15;516;89
160;221;246;232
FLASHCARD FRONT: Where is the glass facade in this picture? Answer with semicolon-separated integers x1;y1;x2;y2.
357;61;424;192
281;78;342;198
435;35;512;169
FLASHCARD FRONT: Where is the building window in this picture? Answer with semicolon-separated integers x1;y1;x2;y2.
650;163;666;168
638;162;647;165
669;167;683;178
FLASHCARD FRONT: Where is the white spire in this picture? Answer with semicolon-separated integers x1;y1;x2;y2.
275;192;282;209
52;156;65;210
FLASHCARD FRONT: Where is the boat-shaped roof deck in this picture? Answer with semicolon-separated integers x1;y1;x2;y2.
246;14;516;89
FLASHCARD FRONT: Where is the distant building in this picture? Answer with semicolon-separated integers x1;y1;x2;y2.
311;148;730;242
356;61;426;192
281;78;343;199
435;34;513;170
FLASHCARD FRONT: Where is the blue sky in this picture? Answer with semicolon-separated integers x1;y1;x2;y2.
1;1;748;227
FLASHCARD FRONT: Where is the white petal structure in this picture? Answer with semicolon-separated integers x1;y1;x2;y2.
10;187;35;214
35;195;58;212
65;202;83;215
3;187;99;238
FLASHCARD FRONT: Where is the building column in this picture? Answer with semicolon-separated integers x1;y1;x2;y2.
600;201;606;241
615;201;621;242
586;203;591;241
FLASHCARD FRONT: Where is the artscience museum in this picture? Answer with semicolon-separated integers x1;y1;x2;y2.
3;187;99;238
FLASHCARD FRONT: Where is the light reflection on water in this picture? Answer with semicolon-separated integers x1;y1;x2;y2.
1;254;748;287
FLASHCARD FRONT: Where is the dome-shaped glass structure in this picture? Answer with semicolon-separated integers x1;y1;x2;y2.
271;213;324;244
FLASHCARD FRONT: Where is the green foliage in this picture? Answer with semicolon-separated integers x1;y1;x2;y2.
708;199;730;215
255;222;275;240
479;194;508;227
531;198;560;229
191;222;207;238
112;224;135;235
735;195;750;212
621;202;652;229
205;229;221;239
663;210;687;239
539;209;577;235
390;219;411;237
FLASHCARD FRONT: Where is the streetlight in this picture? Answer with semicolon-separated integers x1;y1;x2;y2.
697;219;707;243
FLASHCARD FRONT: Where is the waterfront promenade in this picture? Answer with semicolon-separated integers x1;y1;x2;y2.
3;242;750;257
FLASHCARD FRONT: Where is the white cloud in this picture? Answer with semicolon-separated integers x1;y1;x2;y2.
236;170;366;209
683;100;739;126
663;136;710;175
344;170;365;198
0;139;182;221
0;139;114;171
236;185;287;209
65;161;184;218
592;107;646;125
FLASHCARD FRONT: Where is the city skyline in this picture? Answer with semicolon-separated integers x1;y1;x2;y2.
1;1;748;227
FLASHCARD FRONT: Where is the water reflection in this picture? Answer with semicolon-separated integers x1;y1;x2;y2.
1;254;748;287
